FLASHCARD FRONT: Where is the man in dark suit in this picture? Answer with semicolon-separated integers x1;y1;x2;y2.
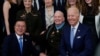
2;19;42;56
54;0;66;11
32;0;44;11
54;0;67;23
60;7;94;56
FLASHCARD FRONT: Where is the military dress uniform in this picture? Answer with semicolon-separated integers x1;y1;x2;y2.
16;8;42;44
42;23;66;56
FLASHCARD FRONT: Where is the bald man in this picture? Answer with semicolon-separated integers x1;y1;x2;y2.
60;7;94;56
40;10;67;56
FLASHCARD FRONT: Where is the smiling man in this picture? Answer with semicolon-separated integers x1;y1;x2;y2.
40;10;67;56
60;7;94;56
2;19;40;56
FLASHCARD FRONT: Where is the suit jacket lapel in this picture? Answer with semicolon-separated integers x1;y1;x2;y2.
13;34;22;54
22;35;28;54
14;34;28;55
67;26;72;49
73;23;81;48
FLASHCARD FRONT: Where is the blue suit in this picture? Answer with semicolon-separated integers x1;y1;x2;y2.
2;33;39;56
60;23;94;56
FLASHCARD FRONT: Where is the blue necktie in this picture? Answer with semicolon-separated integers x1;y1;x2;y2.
19;37;23;53
70;28;75;48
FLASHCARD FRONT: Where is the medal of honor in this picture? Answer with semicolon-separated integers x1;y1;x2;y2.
56;30;59;33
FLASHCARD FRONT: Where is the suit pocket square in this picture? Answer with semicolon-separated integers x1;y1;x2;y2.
77;36;81;39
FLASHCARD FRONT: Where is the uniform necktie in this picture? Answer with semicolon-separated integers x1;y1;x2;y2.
70;27;75;48
19;37;23;53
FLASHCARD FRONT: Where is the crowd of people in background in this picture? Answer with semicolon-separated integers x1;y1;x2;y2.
0;0;100;56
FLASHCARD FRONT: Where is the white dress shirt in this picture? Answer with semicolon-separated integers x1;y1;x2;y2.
16;33;23;44
32;0;39;10
71;22;79;36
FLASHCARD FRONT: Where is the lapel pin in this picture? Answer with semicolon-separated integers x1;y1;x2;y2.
25;39;27;41
78;30;80;32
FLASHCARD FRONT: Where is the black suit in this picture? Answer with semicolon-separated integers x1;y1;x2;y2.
2;33;39;56
32;0;44;11
54;0;66;11
38;0;44;10
54;0;67;23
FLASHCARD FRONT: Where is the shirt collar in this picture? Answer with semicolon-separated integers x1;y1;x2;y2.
71;22;79;29
15;33;23;40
